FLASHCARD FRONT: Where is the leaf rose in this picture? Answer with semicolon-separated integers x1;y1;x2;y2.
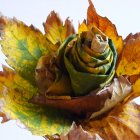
1;0;140;139
57;26;117;96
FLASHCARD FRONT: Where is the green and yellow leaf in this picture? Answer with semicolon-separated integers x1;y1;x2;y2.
0;66;72;136
0;16;53;84
44;11;75;45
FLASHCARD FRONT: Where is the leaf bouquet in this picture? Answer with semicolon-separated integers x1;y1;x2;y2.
0;0;140;139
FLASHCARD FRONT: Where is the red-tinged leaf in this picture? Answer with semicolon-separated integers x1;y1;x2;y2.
87;0;123;55
43;11;75;45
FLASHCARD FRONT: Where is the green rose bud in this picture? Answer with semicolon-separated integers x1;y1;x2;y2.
58;26;117;96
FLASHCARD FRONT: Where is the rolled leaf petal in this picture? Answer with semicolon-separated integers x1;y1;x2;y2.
58;27;117;96
87;0;123;55
90;76;132;119
30;76;132;118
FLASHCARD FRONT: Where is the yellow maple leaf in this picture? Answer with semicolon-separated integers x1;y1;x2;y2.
44;11;75;45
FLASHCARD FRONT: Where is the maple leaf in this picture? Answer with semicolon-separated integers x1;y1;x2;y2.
0;16;54;85
43;11;75;45
0;66;73;136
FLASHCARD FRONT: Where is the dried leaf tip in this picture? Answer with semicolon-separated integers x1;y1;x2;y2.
60;122;96;140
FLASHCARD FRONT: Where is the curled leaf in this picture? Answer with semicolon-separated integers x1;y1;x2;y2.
30;76;132;118
35;55;73;96
90;76;132;119
60;27;117;96
87;0;123;55
30;88;110;117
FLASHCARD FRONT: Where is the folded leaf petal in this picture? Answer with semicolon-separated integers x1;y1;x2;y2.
30;76;132;119
62;28;117;95
90;76;132;119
